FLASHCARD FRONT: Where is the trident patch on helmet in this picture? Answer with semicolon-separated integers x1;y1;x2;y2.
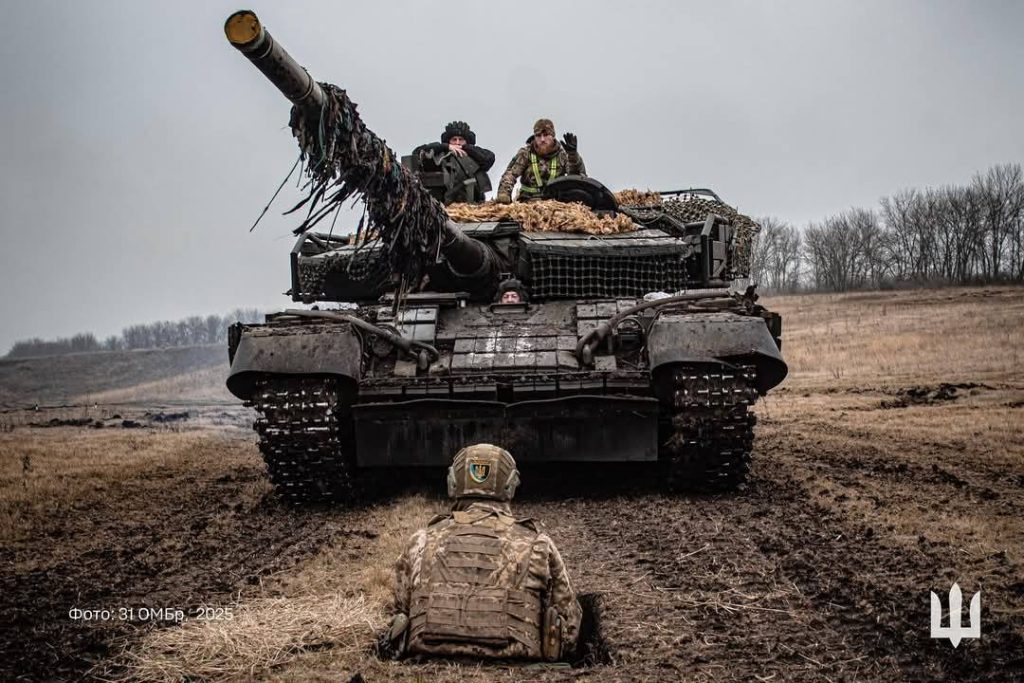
468;460;491;484
448;443;519;501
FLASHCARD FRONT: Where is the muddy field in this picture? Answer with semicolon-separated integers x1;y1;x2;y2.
1;287;1022;682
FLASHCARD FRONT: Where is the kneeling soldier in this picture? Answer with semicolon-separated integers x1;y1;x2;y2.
389;444;582;660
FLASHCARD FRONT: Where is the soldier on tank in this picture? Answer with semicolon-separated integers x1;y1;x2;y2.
496;119;586;203
412;121;495;204
388;444;582;661
496;278;528;305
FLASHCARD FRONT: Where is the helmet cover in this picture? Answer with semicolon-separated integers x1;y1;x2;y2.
447;444;520;502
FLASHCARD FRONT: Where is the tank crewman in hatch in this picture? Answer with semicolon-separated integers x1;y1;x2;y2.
495;118;586;203
496;278;528;304
388;444;582;661
412;121;495;204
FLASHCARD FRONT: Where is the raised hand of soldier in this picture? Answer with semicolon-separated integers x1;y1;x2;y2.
448;143;468;157
562;132;577;152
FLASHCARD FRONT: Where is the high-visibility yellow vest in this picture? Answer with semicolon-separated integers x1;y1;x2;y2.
521;153;559;194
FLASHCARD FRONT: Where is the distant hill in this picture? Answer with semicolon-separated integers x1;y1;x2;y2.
0;345;230;408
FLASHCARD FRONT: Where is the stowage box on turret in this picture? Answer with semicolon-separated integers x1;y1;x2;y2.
224;11;787;501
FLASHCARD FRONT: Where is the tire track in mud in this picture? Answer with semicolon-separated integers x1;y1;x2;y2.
519;450;1023;681
758;425;1024;681
779;401;1024;485
527;491;881;681
800;445;1023;514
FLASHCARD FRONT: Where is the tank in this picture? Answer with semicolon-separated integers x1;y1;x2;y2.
223;10;787;501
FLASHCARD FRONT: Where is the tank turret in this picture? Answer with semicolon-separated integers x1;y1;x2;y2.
225;10;497;298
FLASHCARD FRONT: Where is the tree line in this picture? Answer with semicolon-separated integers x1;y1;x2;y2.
4;309;264;359
750;163;1024;292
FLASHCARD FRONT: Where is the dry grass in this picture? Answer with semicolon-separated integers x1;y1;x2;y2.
118;595;382;682
267;496;445;603
760;392;1024;548
78;365;233;405
763;286;1024;388
754;286;1024;562
0;428;254;546
115;495;445;682
0;345;225;409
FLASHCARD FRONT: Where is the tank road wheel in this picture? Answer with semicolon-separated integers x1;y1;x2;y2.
250;376;354;503
659;365;759;492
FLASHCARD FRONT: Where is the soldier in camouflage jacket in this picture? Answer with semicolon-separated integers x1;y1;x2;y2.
389;444;582;660
496;118;586;203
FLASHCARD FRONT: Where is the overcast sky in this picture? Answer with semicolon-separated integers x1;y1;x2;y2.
1;0;1022;354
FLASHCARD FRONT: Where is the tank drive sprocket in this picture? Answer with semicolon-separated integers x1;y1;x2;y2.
250;376;353;502
660;364;759;492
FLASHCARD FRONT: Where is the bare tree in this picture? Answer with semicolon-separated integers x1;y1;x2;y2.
803;209;881;292
752;217;802;292
973;163;1024;280
880;189;920;282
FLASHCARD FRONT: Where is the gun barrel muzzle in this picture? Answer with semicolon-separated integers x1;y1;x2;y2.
224;10;324;111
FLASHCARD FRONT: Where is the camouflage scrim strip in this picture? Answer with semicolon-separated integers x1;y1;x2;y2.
613;189;662;206
287;83;448;284
447;200;635;235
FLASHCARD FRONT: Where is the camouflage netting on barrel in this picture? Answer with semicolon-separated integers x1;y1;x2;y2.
287;83;448;285
446;200;635;234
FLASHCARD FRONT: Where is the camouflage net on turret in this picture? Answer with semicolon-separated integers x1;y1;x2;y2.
664;198;759;278
286;83;447;284
446;200;635;234
616;191;760;278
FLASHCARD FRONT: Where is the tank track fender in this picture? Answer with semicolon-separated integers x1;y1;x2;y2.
226;324;361;400
647;312;788;395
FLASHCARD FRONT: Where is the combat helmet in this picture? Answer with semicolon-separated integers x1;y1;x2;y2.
447;444;520;502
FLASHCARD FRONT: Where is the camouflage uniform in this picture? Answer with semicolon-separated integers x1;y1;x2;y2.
390;444;582;660
497;144;587;201
497;119;586;202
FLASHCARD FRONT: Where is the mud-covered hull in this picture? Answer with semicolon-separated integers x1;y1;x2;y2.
352;395;659;466
226;296;785;499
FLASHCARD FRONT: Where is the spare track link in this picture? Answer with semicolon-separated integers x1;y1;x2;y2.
661;364;758;491
249;376;351;502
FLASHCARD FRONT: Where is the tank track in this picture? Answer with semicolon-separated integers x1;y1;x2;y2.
660;364;759;492
248;376;352;503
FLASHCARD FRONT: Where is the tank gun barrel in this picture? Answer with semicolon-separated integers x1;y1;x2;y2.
225;11;324;112
438;220;500;291
224;10;496;297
